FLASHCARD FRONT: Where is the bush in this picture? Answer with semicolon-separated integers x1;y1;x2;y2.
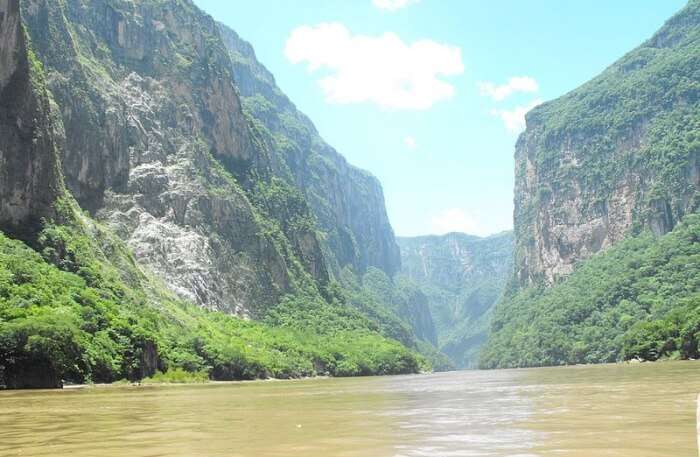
142;368;209;384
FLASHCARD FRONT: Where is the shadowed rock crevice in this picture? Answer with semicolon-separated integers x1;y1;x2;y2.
0;0;63;242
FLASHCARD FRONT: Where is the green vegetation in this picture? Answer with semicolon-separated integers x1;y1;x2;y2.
481;214;700;368
522;0;699;209
221;22;402;278
514;1;700;286
142;368;209;384
1;0;433;391
0;208;425;388
335;267;454;371
496;1;700;368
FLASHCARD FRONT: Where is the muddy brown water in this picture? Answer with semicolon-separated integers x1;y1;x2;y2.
1;361;698;456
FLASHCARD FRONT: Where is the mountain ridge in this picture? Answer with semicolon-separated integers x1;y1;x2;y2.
218;22;401;278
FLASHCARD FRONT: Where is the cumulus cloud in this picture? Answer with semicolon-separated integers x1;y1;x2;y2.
430;208;485;236
403;136;417;150
372;0;419;11
284;23;464;110
478;76;539;101
491;99;542;133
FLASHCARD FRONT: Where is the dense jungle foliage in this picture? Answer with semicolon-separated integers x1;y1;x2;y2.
0;211;425;388
481;214;700;368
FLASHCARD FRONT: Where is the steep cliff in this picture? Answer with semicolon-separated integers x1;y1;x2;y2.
18;0;334;315
0;0;63;239
357;267;438;345
336;266;453;371
483;0;700;368
0;0;425;388
218;24;401;278
17;0;401;316
482;214;700;368
397;232;513;367
514;0;699;287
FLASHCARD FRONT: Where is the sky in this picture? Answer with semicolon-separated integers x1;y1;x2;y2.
194;0;686;237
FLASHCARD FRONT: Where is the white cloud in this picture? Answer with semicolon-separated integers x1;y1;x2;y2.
478;76;539;101
284;23;464;110
491;99;542;133
403;136;417;150
430;208;485;236
372;0;419;11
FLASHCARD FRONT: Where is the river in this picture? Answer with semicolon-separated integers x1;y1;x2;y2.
1;361;698;456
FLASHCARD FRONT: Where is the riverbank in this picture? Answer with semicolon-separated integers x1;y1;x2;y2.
15;358;692;391
61;374;334;390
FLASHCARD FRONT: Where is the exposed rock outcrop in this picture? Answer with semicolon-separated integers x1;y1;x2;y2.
218;24;401;278
514;0;700;286
19;0;333;315
13;0;400;316
393;281;438;346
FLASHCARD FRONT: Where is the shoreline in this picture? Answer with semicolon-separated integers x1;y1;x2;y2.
61;375;333;390
62;359;700;389
6;359;698;391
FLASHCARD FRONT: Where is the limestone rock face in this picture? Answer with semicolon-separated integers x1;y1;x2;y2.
14;0;398;316
23;0;256;212
395;284;438;346
399;232;513;293
19;0;318;315
513;1;700;287
0;0;63;238
218;24;401;278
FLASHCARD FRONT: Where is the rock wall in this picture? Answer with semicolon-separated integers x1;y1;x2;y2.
218;24;401;278
513;0;700;287
0;0;63;239
20;0;325;315
399;232;513;293
13;0;401;317
393;280;438;346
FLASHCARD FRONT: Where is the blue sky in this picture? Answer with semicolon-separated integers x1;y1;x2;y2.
194;0;686;237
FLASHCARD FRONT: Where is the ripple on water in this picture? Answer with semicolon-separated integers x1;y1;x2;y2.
0;361;699;457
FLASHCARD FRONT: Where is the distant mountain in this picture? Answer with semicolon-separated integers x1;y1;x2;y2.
483;0;700;368
397;232;514;367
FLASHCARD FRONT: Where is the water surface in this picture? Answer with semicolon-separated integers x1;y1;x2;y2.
1;361;698;456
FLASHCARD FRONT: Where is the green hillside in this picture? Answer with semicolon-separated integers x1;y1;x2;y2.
482;214;700;368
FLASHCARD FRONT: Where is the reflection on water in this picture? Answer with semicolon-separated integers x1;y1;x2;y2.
0;361;698;456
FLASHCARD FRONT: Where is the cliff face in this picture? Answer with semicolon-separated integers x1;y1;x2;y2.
218;24;401;277
11;0;401;316
20;0;289;315
0;0;429;388
393;282;438;346
514;0;700;287
399;232;513;293
0;0;63;239
15;0;400;315
397;231;513;367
